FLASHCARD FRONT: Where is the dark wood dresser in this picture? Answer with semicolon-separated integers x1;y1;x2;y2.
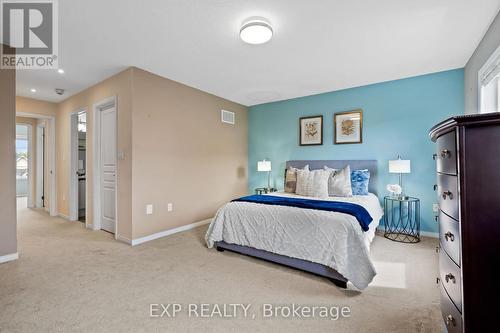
429;113;500;332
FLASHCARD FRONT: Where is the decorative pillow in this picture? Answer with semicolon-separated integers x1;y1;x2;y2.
351;169;370;195
323;166;337;196
294;165;310;195
324;165;352;197
307;169;330;198
296;167;329;198
284;165;308;193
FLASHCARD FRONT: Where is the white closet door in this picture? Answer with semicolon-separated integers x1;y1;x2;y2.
100;106;116;233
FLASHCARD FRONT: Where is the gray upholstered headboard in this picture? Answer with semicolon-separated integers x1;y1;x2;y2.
286;160;378;195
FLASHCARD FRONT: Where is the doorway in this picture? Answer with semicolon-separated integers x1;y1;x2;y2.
70;110;87;222
16;112;57;217
15;124;32;209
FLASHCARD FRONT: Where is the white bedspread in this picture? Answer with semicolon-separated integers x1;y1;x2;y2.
205;192;383;290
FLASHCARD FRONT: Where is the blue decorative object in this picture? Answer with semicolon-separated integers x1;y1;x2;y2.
232;194;373;231
351;170;370;195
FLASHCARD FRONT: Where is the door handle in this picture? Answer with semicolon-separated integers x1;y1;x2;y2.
444;232;455;242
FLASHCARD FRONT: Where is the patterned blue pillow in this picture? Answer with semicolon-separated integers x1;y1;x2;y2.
351;169;370;195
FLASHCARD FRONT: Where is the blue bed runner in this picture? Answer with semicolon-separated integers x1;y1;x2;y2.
232;195;373;232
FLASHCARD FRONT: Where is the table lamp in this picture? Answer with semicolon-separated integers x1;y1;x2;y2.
389;156;411;199
257;160;272;190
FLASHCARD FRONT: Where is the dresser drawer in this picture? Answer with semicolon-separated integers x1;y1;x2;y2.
439;211;461;266
437;174;459;221
436;130;457;175
439;249;462;312
439;281;463;333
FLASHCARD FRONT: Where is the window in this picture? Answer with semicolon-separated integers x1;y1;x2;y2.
479;45;500;114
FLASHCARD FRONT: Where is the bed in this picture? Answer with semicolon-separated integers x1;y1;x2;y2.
205;160;383;289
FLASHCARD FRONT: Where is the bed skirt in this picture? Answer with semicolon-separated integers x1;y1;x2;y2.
215;241;348;288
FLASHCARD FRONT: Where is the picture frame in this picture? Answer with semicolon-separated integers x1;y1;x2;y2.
299;115;323;146
334;109;363;144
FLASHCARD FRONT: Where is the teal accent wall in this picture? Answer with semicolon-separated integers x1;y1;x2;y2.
248;69;464;233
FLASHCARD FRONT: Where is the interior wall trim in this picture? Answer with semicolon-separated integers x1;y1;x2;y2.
0;253;19;264
131;219;212;246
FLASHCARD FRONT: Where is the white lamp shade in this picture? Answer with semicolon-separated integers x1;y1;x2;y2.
257;160;271;172
389;159;411;173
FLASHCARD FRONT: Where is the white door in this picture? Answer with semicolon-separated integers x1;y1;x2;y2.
36;125;45;208
100;106;117;233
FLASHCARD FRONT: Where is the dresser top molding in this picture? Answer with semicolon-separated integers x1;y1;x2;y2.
429;112;500;142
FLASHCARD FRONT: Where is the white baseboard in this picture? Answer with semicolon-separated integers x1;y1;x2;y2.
131;219;212;246
0;252;19;264
58;212;70;220
85;223;94;230
377;227;438;239
116;234;132;245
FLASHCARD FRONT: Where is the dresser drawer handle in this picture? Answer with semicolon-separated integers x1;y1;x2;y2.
433;153;437;160
446;314;456;327
444;232;455;242
433;184;438;191
442;191;453;200
436;246;440;253
441;149;451;158
445;273;456;284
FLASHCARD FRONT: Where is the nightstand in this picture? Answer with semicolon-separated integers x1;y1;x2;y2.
255;187;277;195
383;196;420;243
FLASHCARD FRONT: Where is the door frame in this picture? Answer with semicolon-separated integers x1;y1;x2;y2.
15;122;33;207
92;96;118;237
69;108;87;221
16;112;57;216
35;122;45;208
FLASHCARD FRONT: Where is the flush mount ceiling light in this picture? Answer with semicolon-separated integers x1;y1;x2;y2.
57;68;65;74
30;88;37;93
240;18;273;44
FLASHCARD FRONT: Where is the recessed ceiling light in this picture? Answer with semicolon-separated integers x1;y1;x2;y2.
57;68;64;74
240;18;273;44
30;88;37;93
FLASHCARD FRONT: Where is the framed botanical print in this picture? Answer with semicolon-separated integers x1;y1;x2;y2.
299;115;323;146
334;110;363;144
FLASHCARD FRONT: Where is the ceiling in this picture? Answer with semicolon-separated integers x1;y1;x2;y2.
16;0;500;106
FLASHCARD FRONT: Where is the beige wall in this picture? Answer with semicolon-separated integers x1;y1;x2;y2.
131;68;248;239
0;64;17;257
57;68;133;239
16;96;57;117
12;67;248;243
16;116;38;205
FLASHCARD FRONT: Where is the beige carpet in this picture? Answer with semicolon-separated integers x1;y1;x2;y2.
0;204;443;332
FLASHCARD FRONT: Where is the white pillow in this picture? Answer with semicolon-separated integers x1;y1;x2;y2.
296;168;330;198
286;165;309;193
295;166;310;196
324;165;352;197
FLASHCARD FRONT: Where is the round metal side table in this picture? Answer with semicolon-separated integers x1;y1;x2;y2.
383;196;420;243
